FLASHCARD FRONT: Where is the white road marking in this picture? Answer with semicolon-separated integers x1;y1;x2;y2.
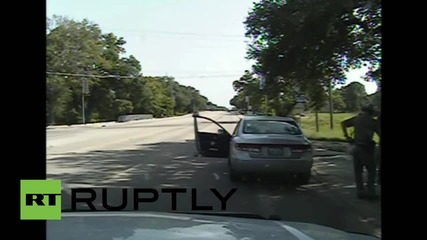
213;173;220;180
108;164;142;181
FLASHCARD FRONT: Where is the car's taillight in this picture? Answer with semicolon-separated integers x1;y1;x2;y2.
235;143;261;153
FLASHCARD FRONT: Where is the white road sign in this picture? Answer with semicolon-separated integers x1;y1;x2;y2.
82;79;89;94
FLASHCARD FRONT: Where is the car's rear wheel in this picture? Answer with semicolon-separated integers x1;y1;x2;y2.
296;171;311;185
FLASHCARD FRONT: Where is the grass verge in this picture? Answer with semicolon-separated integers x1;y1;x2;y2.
298;113;379;142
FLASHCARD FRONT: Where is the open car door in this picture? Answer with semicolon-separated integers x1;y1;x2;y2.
193;113;232;158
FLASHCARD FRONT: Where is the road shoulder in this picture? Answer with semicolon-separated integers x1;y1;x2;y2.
312;141;381;238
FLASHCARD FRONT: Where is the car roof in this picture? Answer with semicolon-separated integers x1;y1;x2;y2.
241;115;297;122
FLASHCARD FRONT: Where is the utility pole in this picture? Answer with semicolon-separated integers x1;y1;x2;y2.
82;79;89;124
315;109;319;132
264;95;268;114
296;95;305;126
48;86;55;125
328;81;334;129
260;75;267;114
165;72;176;114
245;96;250;114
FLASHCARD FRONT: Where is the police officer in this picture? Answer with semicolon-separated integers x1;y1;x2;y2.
376;112;381;185
341;104;380;200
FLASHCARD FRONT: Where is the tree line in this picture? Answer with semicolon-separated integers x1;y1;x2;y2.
47;16;225;125
229;0;381;115
231;77;380;114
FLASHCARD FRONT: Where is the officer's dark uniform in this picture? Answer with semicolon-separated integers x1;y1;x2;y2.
341;106;380;199
377;113;381;185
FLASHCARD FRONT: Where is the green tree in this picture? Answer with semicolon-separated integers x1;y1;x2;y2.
46;16;219;124
332;89;346;112
341;82;368;112
244;0;381;111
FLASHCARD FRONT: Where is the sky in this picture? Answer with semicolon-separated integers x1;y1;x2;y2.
46;0;377;107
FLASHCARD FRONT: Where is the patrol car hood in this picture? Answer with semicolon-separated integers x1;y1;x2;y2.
47;212;379;240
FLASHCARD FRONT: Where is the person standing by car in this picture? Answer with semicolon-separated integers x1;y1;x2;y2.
376;112;381;185
341;105;380;200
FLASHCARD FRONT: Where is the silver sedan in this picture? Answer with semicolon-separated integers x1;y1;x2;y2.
193;114;313;184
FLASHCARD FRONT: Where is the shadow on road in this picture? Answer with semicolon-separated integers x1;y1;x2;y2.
313;156;381;236
48;139;380;237
48;140;224;188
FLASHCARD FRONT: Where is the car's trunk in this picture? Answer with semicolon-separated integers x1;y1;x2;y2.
235;134;312;159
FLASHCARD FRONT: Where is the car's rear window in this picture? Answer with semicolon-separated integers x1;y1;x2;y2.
242;120;302;135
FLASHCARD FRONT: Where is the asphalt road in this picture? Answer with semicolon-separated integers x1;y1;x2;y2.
47;111;381;237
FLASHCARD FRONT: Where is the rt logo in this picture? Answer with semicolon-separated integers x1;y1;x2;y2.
20;180;61;220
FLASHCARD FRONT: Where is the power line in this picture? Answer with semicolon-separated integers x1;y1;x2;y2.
46;72;137;79
99;28;248;43
47;16;246;38
46;71;241;79
174;75;241;79
102;28;246;39
148;71;244;75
